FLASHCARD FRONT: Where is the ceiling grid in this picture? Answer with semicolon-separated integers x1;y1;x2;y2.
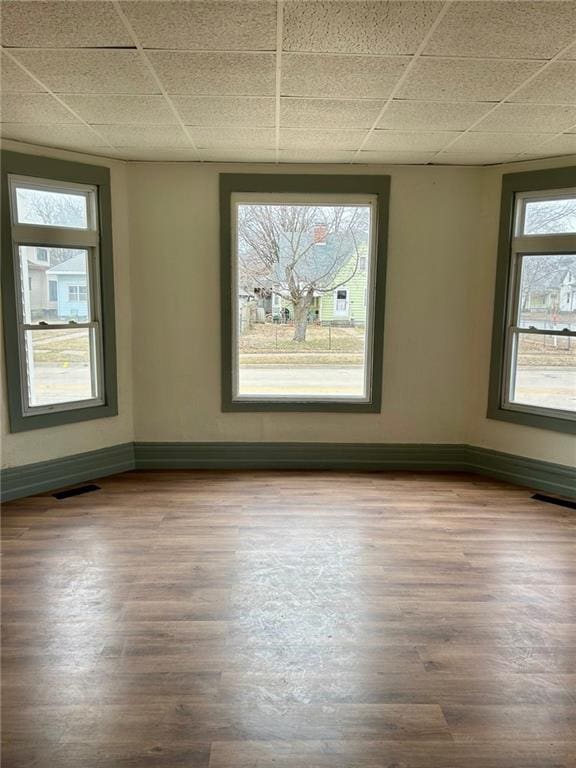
0;0;575;165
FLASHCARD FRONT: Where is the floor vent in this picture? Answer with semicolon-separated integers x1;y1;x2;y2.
532;493;576;511
53;484;101;500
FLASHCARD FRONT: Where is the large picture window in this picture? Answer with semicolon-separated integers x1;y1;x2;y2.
488;166;576;434
1;152;117;432
220;175;390;412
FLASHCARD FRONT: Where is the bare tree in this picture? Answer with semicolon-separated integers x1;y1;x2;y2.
17;189;86;265
238;204;369;342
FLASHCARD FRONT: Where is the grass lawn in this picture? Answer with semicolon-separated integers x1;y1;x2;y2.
239;322;365;352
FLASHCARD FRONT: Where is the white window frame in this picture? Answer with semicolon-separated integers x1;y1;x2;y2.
8;174;105;416
502;187;576;422
230;191;378;405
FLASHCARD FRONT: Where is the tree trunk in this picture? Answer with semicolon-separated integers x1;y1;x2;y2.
292;296;312;342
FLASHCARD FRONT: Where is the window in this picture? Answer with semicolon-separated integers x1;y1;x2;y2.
220;174;390;412
1;151;117;432
488;166;576;434
68;285;88;303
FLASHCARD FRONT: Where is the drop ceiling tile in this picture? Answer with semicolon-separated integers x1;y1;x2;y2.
509;62;576;105
120;0;276;51
378;101;494;131
356;151;436;164
149;51;276;96
111;148;201;161
282;54;408;99
10;50;159;95
434;152;519;166
283;0;442;55
279;150;357;163
425;1;576;59
1;93;80;124
0;54;45;93
397;58;543;102
95;125;191;148
365;130;460;152
61;95;177;125
199;149;277;162
472;103;576;133
0;0;133;48
280;129;366;150
281;98;383;129
447;132;555;153
0;123;107;152
526;134;576;155
189;127;275;149
173;96;275;127
561;42;576;60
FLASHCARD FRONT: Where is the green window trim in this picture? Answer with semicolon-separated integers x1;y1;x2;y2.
488;164;576;435
1;150;118;432
220;173;390;413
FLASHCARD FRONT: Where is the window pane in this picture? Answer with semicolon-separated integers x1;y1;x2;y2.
25;328;96;407
235;202;372;400
523;195;576;235
15;185;88;228
517;253;576;330
18;247;90;324
510;333;576;413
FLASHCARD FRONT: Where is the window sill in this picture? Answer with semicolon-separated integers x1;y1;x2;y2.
7;402;118;433
487;404;576;434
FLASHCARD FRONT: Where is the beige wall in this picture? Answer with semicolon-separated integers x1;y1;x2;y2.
1;143;574;470
0;141;134;469
128;162;484;446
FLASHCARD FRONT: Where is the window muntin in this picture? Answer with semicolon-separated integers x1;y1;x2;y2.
502;187;576;420
231;193;377;403
8;175;104;416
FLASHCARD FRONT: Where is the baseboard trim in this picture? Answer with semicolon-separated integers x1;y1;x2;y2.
134;441;468;471
2;441;574;502
462;445;575;498
1;443;135;502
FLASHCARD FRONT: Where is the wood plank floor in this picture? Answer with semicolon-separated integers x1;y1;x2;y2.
2;470;575;768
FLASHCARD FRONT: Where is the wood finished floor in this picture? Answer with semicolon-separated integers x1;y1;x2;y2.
2;470;576;768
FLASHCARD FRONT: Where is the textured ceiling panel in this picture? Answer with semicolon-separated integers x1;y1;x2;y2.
358;150;436;165
425;1;576;60
188;127;275;148
199;148;277;162
1;93;80;124
279;149;357;163
281;54;408;99
377;101;494;132
0;0;133;48
120;0;276;51
365;130;459;152
528;134;576;155
473;104;576;134
93;125;191;148
280;129;366;150
0;123;107;151
398;58;544;102
9;50;159;94
281;98;383;129
435;151;519;165
149;51;276;96
283;1;442;55
446;132;556;154
172;96;275;127
0;54;45;93
62;95;177;126
509;62;576;105
2;0;576;165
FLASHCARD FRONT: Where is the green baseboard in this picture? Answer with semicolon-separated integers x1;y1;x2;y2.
1;441;574;502
0;443;135;502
